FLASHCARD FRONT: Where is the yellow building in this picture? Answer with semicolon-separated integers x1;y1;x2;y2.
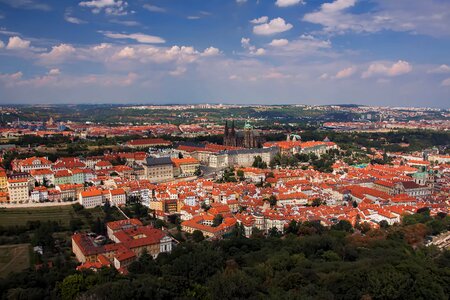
0;169;7;191
172;157;200;177
7;178;30;203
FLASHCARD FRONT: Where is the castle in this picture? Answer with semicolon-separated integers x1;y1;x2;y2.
223;120;262;148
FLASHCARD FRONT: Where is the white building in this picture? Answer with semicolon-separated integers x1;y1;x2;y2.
79;189;103;208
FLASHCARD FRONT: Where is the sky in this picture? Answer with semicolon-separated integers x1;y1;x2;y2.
0;0;449;107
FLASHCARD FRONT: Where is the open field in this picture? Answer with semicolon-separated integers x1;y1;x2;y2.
0;206;76;227
0;205;125;228
0;244;30;278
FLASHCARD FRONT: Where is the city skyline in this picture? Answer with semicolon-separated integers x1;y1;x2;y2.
0;0;449;107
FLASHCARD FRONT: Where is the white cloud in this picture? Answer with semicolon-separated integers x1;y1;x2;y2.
303;0;450;37
254;48;265;56
0;71;23;81
64;8;87;24
253;17;293;35
187;16;200;20
110;19;140;26
79;0;128;16
428;64;450;74
335;66;356;79
319;73;329;80
143;4;165;13
236;0;247;4
113;46;135;60
442;78;450;87
275;0;304;8
267;34;331;57
48;68;60;76
0;0;50;11
0;40;4;48
169;67;187;76
202;47;220;57
241;37;265;56
263;71;291;79
269;39;289;47
103;32;165;44
6;36;31;49
362;60;412;78
250;16;268;24
39;44;76;64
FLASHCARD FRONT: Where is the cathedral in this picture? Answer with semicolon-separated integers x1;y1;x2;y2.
223;120;262;148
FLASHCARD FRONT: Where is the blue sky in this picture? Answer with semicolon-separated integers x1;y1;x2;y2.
0;0;449;107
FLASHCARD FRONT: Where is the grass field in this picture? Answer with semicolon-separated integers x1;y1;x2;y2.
0;206;76;227
0;244;30;278
0;205;125;228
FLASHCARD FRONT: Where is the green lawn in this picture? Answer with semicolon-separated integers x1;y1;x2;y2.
0;205;125;228
0;206;76;227
0;244;30;278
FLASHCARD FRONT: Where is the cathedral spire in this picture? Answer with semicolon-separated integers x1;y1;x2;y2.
224;120;229;137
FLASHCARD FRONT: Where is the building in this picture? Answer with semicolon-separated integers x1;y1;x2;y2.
172;157;200;177
12;156;52;173
106;219;143;242
143;157;174;183
79;189;103;208
394;181;432;197
126;138;172;149
109;188;127;206
181;214;237;238
7;178;30;203
30;169;55;186
223;120;263;148
57;184;84;201
72;219;172;273
0;169;8;191
209;147;278;168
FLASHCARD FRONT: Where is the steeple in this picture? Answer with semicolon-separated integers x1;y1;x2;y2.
231;120;236;136
224;120;229;137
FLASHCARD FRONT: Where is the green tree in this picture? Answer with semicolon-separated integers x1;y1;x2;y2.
212;214;224;227
192;230;205;242
60;274;85;300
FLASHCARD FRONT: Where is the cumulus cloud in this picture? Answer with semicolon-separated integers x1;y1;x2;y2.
48;68;60;76
269;39;289;47
6;36;31;49
113;46;135;60
335;66;356;79
79;0;128;16
253;17;293;35
442;78;450;86
143;4;165;13
266;35;331;57
428;64;450;74
275;0;305;7
0;40;4;48
241;37;265;56
169;66;187;76
202;47;220;57
362;60;412;78
250;16;268;24
39;44;76;64
0;71;23;81
103;32;165;44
